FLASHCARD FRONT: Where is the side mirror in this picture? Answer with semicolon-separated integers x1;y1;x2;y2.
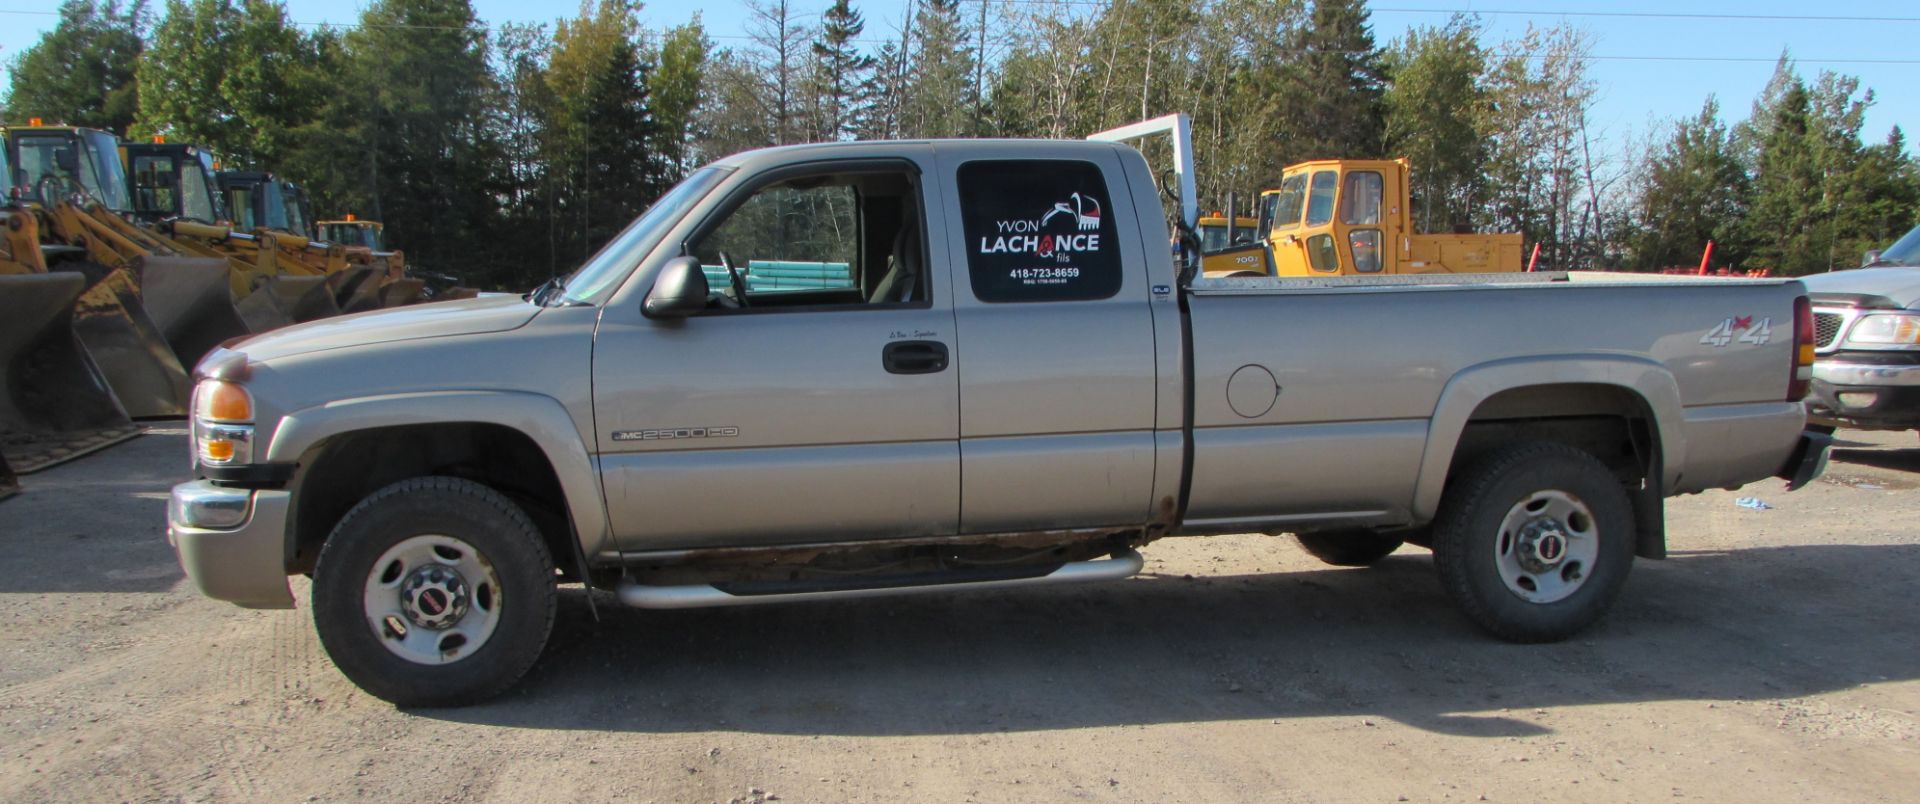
1862;250;1882;267
643;256;709;318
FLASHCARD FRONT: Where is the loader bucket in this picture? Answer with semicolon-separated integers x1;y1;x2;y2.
137;256;250;369
276;275;339;322
63;264;192;419
329;266;384;314
379;277;426;308
0;273;140;473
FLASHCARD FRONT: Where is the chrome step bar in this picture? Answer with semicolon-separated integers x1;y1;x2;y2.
617;549;1145;610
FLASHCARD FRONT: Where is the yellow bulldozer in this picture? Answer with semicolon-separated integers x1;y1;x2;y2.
1202;158;1524;278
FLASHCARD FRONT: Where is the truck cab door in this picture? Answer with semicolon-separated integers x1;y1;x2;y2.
934;148;1161;533
591;154;961;550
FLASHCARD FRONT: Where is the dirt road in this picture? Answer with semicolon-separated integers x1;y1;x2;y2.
2;428;1916;802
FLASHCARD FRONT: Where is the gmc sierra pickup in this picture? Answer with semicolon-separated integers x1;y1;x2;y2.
166;117;1830;706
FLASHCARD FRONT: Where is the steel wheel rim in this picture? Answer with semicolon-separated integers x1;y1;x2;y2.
362;534;503;665
1493;490;1599;604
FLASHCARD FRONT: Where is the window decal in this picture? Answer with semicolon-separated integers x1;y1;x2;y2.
958;160;1123;303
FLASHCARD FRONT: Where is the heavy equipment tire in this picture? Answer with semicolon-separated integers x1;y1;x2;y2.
1431;442;1636;643
312;476;556;707
1294;531;1404;566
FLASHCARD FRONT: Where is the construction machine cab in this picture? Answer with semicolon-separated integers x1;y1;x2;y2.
316;216;384;250
1;123;133;213
1250;158;1522;277
218;170;313;237
122;141;229;225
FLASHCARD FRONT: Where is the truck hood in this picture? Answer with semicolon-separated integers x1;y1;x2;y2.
1800;267;1920;309
234;294;542;362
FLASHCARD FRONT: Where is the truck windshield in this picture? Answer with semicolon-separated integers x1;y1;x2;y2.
1270;174;1308;231
1877;225;1920;266
555;166;729;305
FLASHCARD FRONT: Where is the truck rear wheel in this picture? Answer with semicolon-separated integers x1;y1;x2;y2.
1294;531;1404;566
1431;442;1635;643
311;476;556;707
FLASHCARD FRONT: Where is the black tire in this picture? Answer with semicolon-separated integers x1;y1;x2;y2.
1431;442;1636;643
311;476;556;707
1294;530;1405;566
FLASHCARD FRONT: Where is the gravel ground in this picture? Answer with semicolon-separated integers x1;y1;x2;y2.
1;427;1916;802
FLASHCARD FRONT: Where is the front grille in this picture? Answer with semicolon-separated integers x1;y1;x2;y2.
1814;313;1845;348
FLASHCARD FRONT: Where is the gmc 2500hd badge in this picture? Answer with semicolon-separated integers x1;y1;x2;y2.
1700;316;1771;347
611;427;740;441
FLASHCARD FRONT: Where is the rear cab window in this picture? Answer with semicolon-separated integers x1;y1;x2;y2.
957;160;1122;303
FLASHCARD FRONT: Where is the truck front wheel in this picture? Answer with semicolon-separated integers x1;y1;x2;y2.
311;476;557;707
1431;442;1635;643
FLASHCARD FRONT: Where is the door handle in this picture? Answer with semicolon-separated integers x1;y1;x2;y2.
883;340;948;375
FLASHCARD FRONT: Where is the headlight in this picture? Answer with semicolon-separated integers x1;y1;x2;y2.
192;380;255;466
1843;313;1920;347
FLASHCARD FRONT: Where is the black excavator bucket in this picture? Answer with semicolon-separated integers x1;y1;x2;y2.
137;256;251;370
234;274;338;332
329;265;385;314
0;273;141;473
61;263;192;419
380;277;427;308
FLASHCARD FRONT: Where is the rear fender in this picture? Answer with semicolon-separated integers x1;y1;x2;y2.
1413;355;1685;523
264;390;609;556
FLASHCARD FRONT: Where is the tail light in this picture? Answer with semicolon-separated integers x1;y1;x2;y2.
1788;295;1814;401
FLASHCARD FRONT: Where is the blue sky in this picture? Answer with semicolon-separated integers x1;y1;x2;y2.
2;0;1914;157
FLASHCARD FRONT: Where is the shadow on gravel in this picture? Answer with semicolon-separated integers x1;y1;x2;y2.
0;430;189;594
422;542;1920;739
1832;445;1920;475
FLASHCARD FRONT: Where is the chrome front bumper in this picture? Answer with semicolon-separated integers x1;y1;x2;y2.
1811;361;1920;387
166;480;295;609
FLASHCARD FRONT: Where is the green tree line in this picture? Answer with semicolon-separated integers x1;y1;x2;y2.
5;0;1917;285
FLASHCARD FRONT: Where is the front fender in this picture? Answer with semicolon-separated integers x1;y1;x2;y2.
265;390;609;556
1411;355;1684;522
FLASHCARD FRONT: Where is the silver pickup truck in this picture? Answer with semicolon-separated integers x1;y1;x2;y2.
167;118;1830;706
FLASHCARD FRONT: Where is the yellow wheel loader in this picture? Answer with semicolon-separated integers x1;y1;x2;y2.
3;122;208;418
1;137;138;475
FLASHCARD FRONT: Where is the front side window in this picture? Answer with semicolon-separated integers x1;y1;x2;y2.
1341;171;1383;225
693;181;863;305
1305;171;1339;227
1270;174;1308;231
958;159;1122;303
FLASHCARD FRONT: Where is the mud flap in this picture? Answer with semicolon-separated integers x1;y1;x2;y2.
61;264;192;419
0;273;141;473
137;256;251;370
0;451;17;501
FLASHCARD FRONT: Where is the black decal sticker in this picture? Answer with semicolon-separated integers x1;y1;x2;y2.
958;160;1123;303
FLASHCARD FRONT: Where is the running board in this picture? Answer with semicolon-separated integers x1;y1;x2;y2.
617;549;1144;610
